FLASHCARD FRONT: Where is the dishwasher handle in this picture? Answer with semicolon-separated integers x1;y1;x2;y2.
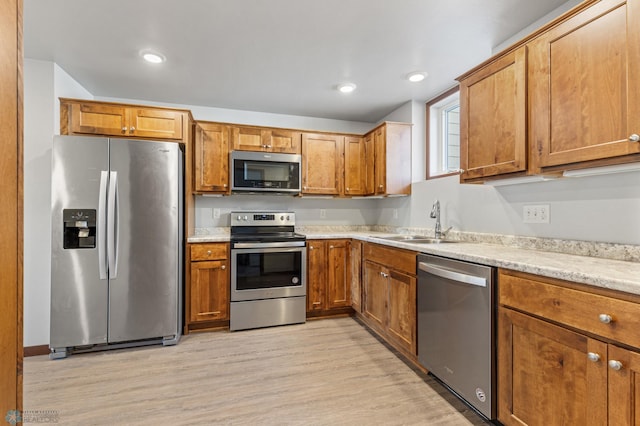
419;262;487;287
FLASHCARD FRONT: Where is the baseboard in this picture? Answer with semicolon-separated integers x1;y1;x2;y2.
24;345;49;357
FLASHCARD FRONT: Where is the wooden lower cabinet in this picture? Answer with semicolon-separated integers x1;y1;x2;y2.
186;243;230;331
361;243;417;356
306;239;351;316
498;269;640;425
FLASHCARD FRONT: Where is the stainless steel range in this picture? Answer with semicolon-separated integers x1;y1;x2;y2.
229;211;307;331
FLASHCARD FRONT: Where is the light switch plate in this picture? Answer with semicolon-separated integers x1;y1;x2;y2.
523;205;550;223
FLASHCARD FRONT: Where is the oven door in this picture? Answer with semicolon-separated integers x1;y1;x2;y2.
231;243;306;302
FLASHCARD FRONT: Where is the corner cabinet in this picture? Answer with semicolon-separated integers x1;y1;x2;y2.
60;98;187;141
498;269;640;425
458;47;527;181
366;122;412;196
362;243;417;357
186;243;230;332
194;122;230;193
306;239;352;316
528;0;640;170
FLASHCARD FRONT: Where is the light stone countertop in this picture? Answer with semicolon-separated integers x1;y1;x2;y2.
188;230;640;296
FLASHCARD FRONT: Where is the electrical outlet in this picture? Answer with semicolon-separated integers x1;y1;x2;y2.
320;209;326;219
393;209;398;219
213;208;220;219
523;205;550;223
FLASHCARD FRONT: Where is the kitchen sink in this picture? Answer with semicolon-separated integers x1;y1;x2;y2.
376;235;459;244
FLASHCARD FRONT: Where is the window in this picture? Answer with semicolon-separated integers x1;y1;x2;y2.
426;87;461;179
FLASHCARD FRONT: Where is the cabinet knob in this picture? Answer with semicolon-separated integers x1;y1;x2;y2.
121;127;127;133
598;314;613;324
608;360;623;371
207;250;212;255
266;145;272;148
629;134;640;142
309;246;314;250
221;265;226;270
329;245;334;249
587;352;601;362
130;126;135;132
223;184;228;188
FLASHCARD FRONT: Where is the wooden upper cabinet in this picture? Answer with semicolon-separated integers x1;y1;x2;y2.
231;125;301;153
368;122;412;196
61;99;186;140
364;132;375;194
194;122;229;193
529;0;640;169
344;136;367;196
458;47;527;181
301;133;344;195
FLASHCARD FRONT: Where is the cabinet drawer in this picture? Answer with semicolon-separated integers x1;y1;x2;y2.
499;271;640;349
364;243;417;275
190;243;228;261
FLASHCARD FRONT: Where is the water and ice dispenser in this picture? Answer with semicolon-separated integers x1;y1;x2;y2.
63;209;96;249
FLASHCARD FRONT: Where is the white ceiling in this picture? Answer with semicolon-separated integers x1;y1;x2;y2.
24;0;570;123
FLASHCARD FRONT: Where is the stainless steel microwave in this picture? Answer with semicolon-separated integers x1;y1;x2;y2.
230;151;302;193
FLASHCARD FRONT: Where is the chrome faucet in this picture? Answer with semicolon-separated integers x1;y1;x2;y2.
430;199;452;239
430;200;442;238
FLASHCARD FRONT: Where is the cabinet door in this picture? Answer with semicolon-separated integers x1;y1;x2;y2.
301;133;344;195
129;108;184;140
194;123;229;192
498;308;607;426
373;126;386;194
350;240;363;313
69;102;128;136
231;126;266;151
327;240;350;309
307;240;326;312
529;0;640;168
190;260;229;322
363;132;375;194
269;129;301;153
608;345;640;426
344;136;366;195
387;270;416;355
459;47;527;180
363;261;387;331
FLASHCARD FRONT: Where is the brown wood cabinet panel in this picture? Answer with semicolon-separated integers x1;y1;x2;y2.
190;243;228;261
189;260;229;322
344;136;367;195
459;47;527;181
363;132;375;194
301;133;343;195
129;108;184;140
307;240;327;312
387;270;416;354
498;308;608;426
363;243;416;276
499;271;640;349
327;240;350;309
350;240;363;313
69;102;128;136
363;260;387;331
194;123;229;193
373;125;386;194
232;126;301;153
269;128;301;153
529;0;640;168
608;345;640;426
232;126;265;151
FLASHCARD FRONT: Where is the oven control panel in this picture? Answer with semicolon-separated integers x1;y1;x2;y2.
231;211;295;226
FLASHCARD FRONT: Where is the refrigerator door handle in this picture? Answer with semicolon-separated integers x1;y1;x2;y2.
98;171;109;280
107;171;119;278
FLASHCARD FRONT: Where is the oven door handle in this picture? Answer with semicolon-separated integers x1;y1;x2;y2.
419;262;487;287
233;241;306;249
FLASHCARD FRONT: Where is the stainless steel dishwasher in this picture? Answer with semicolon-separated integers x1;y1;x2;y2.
417;253;495;420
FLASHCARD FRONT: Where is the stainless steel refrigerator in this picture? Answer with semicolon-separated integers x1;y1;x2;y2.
50;135;183;359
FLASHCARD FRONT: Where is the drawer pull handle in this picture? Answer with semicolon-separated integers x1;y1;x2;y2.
629;134;640;142
207;250;212;255
608;360;623;371
587;352;601;362
599;314;613;324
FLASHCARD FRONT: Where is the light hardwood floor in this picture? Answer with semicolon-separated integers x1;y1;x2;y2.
24;317;489;425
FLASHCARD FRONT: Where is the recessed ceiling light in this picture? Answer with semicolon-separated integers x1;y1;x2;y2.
140;50;166;64
337;83;357;94
407;71;427;82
